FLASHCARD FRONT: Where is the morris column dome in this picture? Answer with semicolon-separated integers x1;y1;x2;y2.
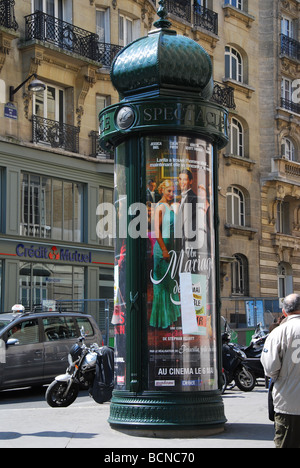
111;21;213;100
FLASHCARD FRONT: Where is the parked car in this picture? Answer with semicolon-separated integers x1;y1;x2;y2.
0;310;103;391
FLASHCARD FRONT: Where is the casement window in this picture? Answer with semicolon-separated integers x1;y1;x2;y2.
224;0;243;10
20;173;84;242
230;118;244;157
119;14;133;46
281;138;296;161
278;262;293;298
225;46;243;83
226;186;245;227
231;254;249;296
276;200;290;235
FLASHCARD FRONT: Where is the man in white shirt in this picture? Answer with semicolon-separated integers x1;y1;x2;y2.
261;293;300;448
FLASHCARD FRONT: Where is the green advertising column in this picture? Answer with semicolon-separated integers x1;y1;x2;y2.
99;2;229;436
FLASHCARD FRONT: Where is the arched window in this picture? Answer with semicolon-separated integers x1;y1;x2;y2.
225;46;243;83
278;262;293;298
281;137;296;161
230;117;244;157
231;254;249;296
276;200;290;234
226;186;245;226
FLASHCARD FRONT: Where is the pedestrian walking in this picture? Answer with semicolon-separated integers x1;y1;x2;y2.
261;293;300;448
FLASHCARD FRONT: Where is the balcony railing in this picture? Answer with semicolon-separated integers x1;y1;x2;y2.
89;131;114;159
164;1;218;35
165;0;192;22
194;4;218;35
25;11;99;62
281;97;300;115
97;42;123;67
211;81;236;109
280;34;300;62
32;115;80;154
0;0;18;31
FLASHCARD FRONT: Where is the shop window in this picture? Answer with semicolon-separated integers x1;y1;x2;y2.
20;173;84;242
19;262;84;310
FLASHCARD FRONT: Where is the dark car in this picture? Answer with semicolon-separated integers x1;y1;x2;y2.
0;311;102;391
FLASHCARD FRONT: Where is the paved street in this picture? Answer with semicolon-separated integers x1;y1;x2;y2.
0;383;274;449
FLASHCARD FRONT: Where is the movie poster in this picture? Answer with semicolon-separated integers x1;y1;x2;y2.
146;135;218;392
111;148;127;390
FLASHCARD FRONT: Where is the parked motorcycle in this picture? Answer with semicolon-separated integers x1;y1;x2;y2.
239;323;268;381
222;319;256;393
46;328;113;408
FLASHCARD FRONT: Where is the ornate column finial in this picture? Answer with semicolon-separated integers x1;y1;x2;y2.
153;0;172;29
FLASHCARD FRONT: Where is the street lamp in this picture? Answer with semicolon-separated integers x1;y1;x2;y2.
9;74;46;102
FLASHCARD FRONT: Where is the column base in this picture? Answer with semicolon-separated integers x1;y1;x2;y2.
108;389;226;438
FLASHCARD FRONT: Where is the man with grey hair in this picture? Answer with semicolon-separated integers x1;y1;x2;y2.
261;293;300;448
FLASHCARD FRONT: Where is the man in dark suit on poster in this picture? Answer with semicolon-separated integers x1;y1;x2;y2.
178;169;198;252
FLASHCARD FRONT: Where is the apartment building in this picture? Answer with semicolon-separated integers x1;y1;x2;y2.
0;0;299;335
0;0;116;314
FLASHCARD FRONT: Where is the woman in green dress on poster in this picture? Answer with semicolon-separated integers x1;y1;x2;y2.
150;180;181;329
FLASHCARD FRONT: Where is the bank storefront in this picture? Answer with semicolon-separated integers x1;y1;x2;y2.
0;239;114;313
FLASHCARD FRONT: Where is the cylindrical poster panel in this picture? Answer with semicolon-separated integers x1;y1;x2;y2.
145;135;217;392
112;134;218;393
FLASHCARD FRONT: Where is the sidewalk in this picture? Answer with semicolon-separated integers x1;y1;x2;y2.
0;386;274;449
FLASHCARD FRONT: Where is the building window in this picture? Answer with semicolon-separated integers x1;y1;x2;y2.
19;262;84;310
281;137;296;161
96;8;110;43
33;84;64;127
119;14;132;46
224;0;243;10
20;173;84;242
230;117;244;157
281;16;295;39
278;262;293;298
276;200;290;235
226;186;245;226
225;46;243;83
231;254;249;296
98;187;114;247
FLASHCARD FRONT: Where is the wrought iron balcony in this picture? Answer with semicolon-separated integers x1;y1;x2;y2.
281;34;300;62
89;131;114;159
281;97;300;115
193;4;218;35
97;42;123;68
164;1;218;35
0;0;18;31
32;115;80;154
211;81;236;109
25;11;99;62
165;0;192;22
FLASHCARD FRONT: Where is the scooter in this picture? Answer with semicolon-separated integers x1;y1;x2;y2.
222;320;256;393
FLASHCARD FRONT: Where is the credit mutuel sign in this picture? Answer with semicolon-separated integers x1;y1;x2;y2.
16;243;92;264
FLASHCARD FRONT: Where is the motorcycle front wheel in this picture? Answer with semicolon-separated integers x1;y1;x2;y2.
234;366;256;392
46;380;79;407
